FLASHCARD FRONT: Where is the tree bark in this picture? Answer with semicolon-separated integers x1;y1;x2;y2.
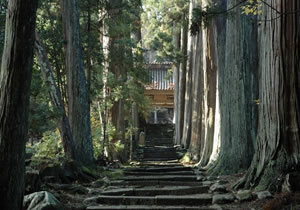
197;22;218;166
181;1;194;148
0;10;5;57
0;0;38;209
209;0;258;175
34;34;77;161
173;23;181;145
175;14;188;146
86;0;92;109
188;26;203;161
206;0;227;166
107;0;129;160
61;0;94;165
194;0;227;167
238;0;300;191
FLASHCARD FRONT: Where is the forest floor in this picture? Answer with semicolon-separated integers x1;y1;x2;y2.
25;124;300;209
25;151;300;210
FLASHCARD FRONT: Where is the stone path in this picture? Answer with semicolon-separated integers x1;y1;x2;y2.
82;124;274;210
84;124;235;210
23;124;287;209
85;159;220;210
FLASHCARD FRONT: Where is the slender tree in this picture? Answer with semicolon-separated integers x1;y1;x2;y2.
34;33;77;161
61;0;94;165
188;0;204;162
0;0;38;209
181;1;194;148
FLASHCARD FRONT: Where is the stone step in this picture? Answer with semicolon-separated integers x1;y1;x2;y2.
138;158;179;162
143;146;175;150
125;166;193;173
135;161;182;167
141;158;178;162
143;153;177;158
145;138;174;146
87;205;213;210
145;137;173;141
85;194;212;206
100;186;209;196
143;149;176;154
109;180;204;187
143;149;176;153
143;150;176;154
124;170;196;176
145;143;174;147
142;152;176;154
119;175;203;182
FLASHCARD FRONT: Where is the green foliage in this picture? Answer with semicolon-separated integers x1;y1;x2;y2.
102;169;124;180
190;2;224;35
28;0;152;163
108;140;125;158
81;166;99;178
96;0;152;161
31;130;64;164
190;0;261;35
241;0;262;15
141;0;189;62
29;0;67;139
180;152;192;164
29;63;58;138
91;112;104;158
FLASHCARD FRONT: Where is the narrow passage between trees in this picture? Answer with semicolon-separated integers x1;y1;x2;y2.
83;124;272;210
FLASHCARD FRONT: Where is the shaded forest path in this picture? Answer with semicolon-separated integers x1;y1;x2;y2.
24;123;277;210
85;124;233;210
31;124;276;209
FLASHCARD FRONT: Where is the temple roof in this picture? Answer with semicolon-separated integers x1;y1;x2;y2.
145;63;174;90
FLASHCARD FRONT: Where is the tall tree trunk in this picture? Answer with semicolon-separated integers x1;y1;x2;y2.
198;21;218;165
176;14;188;146
209;0;258;175
187;0;226;163
206;0;227;166
188;20;203;161
100;9;110;157
0;0;38;208
107;0;128;160
173;23;181;145
181;1;194;148
195;0;227;166
86;0;92;109
130;1;142;148
34;34;77;161
61;0;94;165
0;10;5;58
238;0;300;191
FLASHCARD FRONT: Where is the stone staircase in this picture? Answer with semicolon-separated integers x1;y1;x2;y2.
142;123;177;162
85;124;230;209
86;162;218;210
145;124;174;147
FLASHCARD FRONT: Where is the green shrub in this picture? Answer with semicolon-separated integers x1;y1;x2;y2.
32;130;64;164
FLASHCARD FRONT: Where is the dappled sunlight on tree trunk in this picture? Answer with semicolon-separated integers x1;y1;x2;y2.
237;0;300;191
209;0;258;175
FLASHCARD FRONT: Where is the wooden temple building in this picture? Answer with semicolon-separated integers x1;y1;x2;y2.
144;62;174;124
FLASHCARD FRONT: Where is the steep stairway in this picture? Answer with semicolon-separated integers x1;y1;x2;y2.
142;123;177;162
86;161;218;210
85;124;225;210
